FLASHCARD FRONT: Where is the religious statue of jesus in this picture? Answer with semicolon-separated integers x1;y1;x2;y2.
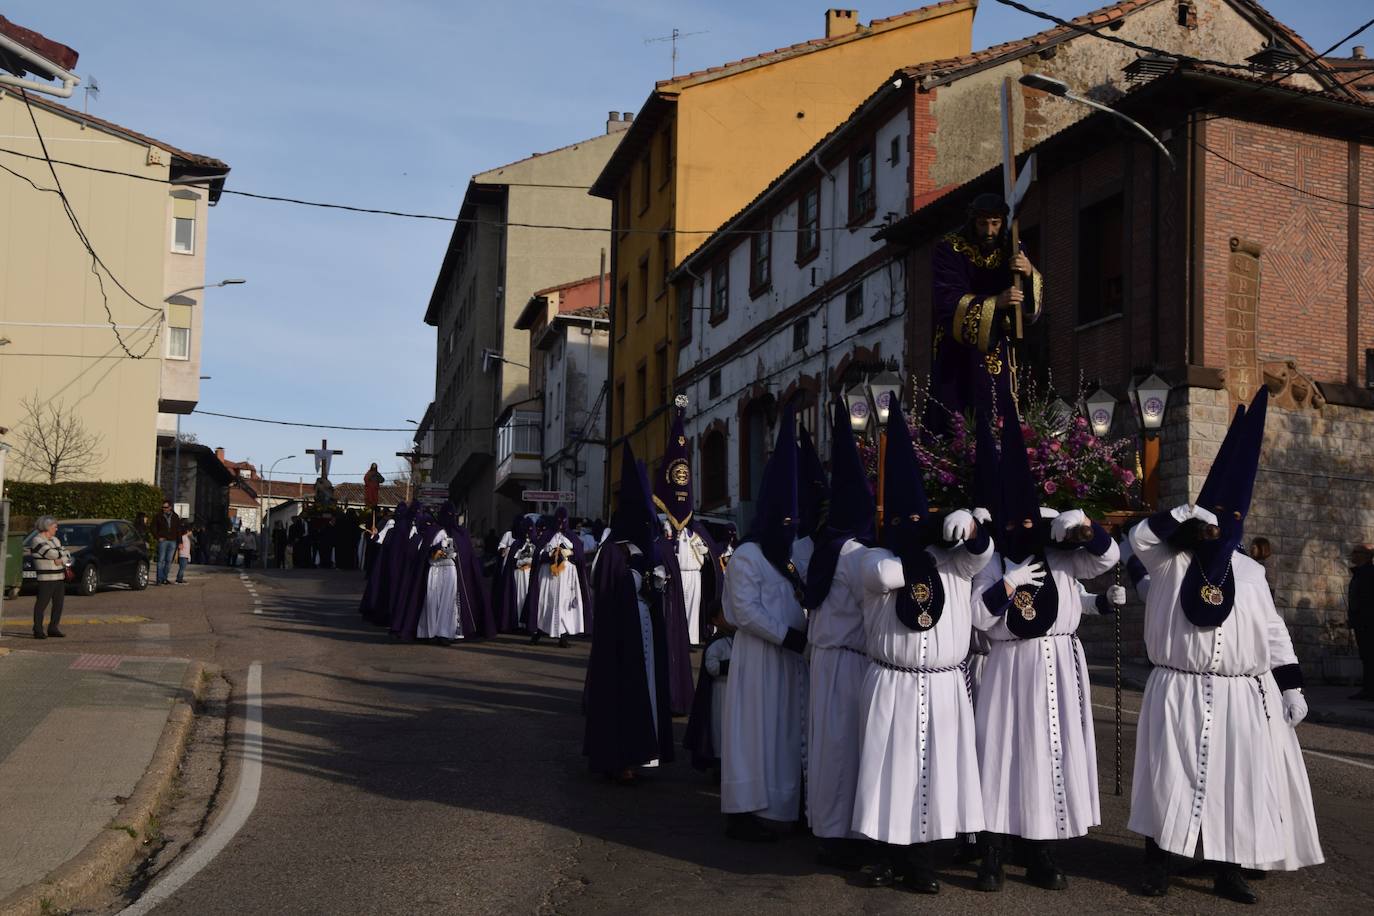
926;192;1042;433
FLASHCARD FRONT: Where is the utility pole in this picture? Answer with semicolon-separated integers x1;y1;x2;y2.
644;28;709;77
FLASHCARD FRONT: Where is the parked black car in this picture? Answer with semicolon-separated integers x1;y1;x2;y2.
21;519;151;596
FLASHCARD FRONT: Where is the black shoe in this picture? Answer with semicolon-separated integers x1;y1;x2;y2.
725;814;778;843
1215;865;1258;904
1140;840;1171;897
33;628;47;640
975;843;1004;892
46;627;66;638
1026;842;1067;890
530;633;542;645
862;862;899;888
902;848;940;895
558;635;570;648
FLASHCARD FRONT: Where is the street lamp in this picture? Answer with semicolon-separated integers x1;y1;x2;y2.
1085;386;1117;438
164;278;247;302
261;454;296;568
1019;73;1176;170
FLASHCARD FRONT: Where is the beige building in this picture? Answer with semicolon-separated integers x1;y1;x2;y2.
0;89;228;485
425;116;628;534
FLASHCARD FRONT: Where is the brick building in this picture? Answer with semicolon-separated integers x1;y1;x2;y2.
882;65;1374;677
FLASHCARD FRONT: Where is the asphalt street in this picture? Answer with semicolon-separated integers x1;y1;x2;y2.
12;565;1374;915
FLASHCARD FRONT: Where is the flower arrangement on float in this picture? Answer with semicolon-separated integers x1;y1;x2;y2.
856;372;1140;517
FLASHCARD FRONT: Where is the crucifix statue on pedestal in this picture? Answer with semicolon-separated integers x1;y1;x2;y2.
307;439;343;505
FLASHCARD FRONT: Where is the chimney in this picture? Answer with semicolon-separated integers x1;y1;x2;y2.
215;447;224;460
621;111;634;122
826;9;859;39
607;111;630;134
1355;45;1367;59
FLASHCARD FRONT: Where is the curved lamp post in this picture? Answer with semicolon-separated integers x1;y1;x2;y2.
1019;73;1176;170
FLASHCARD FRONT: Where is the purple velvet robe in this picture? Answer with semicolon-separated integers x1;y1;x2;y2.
927;233;1041;432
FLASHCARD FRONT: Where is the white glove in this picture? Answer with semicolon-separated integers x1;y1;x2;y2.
1051;509;1088;542
1192;505;1218;527
1106;585;1127;607
942;510;975;543
1169;503;1193;524
1282;688;1308;727
972;507;992;525
650;565;669;591
1003;560;1046;591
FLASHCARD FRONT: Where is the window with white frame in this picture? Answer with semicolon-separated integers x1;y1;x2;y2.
167;326;191;360
172;217;195;253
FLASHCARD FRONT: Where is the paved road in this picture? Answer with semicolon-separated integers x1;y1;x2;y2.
15;565;1374;914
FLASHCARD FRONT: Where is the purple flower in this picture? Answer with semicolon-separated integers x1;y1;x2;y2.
938;470;956;486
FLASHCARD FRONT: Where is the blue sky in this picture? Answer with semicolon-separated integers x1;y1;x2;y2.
7;1;1365;486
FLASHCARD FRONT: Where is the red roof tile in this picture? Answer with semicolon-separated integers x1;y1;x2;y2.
0;15;78;74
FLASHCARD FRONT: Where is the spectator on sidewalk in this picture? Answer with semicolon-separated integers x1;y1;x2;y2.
272;521;288;569
1349;544;1374;700
176;527;192;584
28;516;71;639
239;528;259;568
133;512;151;552
152;500;181;585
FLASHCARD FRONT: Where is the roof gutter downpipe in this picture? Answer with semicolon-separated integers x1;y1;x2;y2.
0;34;79;98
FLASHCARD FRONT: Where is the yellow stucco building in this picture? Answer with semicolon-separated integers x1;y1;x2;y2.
0;90;228;486
590;3;975;499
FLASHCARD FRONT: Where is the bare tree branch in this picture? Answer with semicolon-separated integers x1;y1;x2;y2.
13;393;106;484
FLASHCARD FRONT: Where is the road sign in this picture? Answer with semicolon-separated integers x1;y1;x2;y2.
521;490;576;504
416;484;450;503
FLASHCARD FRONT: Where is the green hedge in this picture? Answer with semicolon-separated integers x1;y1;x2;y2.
5;481;165;531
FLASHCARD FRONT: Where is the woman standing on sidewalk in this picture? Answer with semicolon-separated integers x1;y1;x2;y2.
29;516;71;639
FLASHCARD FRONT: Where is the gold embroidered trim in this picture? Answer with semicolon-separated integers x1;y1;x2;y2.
944;232;1004;269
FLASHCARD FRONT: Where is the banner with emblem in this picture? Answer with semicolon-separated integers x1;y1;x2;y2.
653;395;694;532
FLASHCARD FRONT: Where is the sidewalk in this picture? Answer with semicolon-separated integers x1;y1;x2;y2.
0;649;194;906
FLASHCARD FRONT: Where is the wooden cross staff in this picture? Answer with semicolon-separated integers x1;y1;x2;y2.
1000;77;1036;342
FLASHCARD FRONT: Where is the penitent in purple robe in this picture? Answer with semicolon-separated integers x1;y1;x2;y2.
926;233;1041;433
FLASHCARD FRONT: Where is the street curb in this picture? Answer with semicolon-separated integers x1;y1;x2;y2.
0;659;207;916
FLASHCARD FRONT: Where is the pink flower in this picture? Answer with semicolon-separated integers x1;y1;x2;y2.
1043;480;1058;494
1049;441;1061;453
1121;470;1136;486
938;470;956;486
1076;416;1089;429
1026;447;1036;459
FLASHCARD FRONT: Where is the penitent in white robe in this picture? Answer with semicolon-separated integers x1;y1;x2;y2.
418;531;461;641
970;538;1119;840
806;539;870;839
851;540;992;845
720;542;808;822
533;533;585;637
705;634;733;761
675;530;710;646
1127;521;1322;869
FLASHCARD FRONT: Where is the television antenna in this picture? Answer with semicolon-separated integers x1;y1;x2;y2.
83;75;99;114
644;28;709;77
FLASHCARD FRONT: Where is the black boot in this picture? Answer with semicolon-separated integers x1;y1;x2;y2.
1215;864;1258;904
725;813;778;843
529;632;542;645
902;844;940;895
557;634;570;648
1140;838;1171;897
33;627;47;640
1025;840;1067;890
975;833;1004;892
46;627;66;637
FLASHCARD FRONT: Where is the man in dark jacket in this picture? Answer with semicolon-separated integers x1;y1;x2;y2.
1349;544;1374;699
152;500;182;585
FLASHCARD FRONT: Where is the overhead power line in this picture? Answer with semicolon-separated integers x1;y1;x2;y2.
192;408;539;433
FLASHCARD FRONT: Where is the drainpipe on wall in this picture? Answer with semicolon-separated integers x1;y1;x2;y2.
813;150;838;456
0;34;79;98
